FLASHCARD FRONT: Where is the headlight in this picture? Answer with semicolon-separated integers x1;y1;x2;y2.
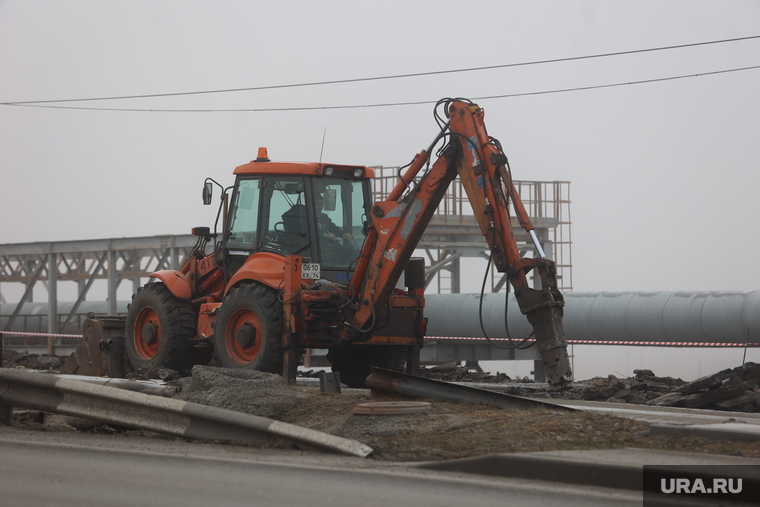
353;168;363;178
324;166;334;176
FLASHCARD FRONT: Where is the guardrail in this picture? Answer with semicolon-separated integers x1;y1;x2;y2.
0;368;372;458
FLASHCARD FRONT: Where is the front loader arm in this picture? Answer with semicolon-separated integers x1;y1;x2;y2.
349;99;572;385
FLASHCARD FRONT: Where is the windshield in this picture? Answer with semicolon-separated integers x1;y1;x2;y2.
261;176;312;258
226;174;369;268
227;178;260;250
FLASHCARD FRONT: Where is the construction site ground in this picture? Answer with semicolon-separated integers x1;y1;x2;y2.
3;350;760;463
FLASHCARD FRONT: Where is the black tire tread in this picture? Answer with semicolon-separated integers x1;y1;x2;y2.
125;282;196;371
212;283;283;372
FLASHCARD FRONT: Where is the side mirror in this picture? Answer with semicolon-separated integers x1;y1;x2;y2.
324;188;337;211
202;182;213;205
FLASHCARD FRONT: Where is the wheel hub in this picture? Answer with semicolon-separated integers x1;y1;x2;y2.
141;323;158;345
235;323;256;349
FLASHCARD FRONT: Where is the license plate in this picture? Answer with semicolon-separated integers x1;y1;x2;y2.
301;263;321;279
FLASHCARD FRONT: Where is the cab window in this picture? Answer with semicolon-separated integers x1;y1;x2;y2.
260;176;312;258
226;178;260;249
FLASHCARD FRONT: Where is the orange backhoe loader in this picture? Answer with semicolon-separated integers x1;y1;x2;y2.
125;98;573;387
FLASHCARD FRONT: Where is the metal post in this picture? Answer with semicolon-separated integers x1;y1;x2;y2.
451;254;460;294
25;259;35;303
107;250;117;316
47;252;58;354
171;245;179;270
0;332;9;424
77;260;87;300
319;371;341;393
406;344;421;375
103;335;127;378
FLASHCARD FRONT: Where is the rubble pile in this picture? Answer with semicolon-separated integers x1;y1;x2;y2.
1;349;67;371
579;369;685;404
127;366;183;382
646;362;760;412
5;345;760;414
418;363;514;383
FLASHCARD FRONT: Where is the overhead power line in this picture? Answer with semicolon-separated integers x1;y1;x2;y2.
5;64;760;113
2;34;760;106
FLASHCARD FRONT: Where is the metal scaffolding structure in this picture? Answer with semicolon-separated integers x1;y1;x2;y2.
1;174;572;341
372;166;573;293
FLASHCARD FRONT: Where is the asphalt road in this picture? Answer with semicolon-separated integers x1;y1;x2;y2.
0;435;639;507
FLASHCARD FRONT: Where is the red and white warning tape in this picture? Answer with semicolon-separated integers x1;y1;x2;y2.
2;332;757;347
425;336;760;347
1;331;83;339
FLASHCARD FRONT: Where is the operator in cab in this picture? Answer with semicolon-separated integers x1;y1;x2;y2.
315;194;353;242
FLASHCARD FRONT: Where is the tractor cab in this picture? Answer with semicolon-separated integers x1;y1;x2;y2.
221;149;375;284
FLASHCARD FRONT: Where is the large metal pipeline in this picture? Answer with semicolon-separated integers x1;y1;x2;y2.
425;291;760;345
7;291;760;345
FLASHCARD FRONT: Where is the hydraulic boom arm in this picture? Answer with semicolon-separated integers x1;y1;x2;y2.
349;99;573;385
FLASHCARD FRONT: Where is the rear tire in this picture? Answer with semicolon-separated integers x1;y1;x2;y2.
213;283;283;372
125;283;196;372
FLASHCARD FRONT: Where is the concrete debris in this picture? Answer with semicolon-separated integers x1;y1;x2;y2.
646;362;760;412
128;366;182;382
418;363;513;383
580;377;627;401
173;365;311;419
715;392;760;411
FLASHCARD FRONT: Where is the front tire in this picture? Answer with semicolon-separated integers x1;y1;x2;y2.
213;283;283;372
125;283;196;372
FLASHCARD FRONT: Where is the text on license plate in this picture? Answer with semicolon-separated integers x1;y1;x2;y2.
301;263;321;279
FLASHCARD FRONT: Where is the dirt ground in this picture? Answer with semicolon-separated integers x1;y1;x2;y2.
4;350;760;462
274;388;760;462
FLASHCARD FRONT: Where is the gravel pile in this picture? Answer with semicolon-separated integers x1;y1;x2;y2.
1;349;67;371
173;365;311;419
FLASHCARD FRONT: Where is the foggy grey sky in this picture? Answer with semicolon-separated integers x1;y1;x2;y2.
2;1;760;380
2;1;760;294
